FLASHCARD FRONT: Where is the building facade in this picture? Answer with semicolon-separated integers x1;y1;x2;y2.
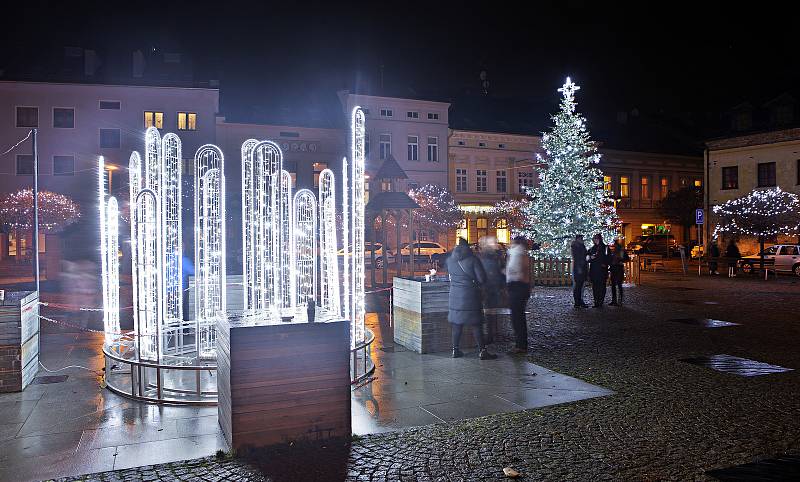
448;130;541;243
705;128;800;252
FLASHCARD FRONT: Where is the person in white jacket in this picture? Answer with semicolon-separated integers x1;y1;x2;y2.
505;236;531;353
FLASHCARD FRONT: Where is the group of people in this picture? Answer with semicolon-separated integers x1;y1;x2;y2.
571;233;628;308
445;236;531;360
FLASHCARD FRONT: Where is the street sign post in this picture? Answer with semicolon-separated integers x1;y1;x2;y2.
696;209;704;225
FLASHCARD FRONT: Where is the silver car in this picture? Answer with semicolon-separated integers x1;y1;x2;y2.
738;244;800;276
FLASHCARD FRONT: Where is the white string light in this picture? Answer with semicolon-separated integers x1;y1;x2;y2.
713;187;800;238
293;189;317;309
318;169;340;316
350;107;366;348
280;169;295;311
241;139;259;314
160;133;185;356
128;152;142;337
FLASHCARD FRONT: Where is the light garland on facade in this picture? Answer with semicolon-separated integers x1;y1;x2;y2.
712;187;800;238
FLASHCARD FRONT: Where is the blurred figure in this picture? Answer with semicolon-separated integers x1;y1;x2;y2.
608;238;628;306
478;236;505;344
586;233;610;308
725;238;740;277
570;234;589;308
505;236;531;354
708;240;720;275
446;238;496;360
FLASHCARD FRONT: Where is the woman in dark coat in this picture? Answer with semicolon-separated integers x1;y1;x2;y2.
446;238;497;360
608;238;628;306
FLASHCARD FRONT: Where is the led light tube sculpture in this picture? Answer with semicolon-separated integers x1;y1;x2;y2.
293;189;317;309
195;144;226;359
241;139;259;314
134;188;161;361
279;169;295;311
128;152;142;333
319;169;340;316
243;141;282;319
350;107;367;347
160;133;184;355
99;156;120;346
341;156;349;321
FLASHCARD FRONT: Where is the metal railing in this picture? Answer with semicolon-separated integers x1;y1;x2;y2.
351;328;376;384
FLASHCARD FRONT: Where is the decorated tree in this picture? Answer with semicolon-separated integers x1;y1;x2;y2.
489;199;527;232
0;189;81;232
713;187;800;270
659;186;703;243
519;78;619;256
407;184;462;246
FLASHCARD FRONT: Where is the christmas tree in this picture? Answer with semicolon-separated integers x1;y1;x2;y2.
519;77;619;256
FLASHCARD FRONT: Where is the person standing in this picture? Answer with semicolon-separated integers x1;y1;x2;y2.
725;238;741;277
586;233;610;308
478;236;505;344
446;238;497;360
609;238;628;306
570;234;589;308
506;236;531;354
708;240;720;275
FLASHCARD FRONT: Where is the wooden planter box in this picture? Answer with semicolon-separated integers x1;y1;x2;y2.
217;317;351;450
0;291;39;392
392;277;482;354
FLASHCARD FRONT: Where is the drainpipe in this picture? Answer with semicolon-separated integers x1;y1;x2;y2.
704;147;710;246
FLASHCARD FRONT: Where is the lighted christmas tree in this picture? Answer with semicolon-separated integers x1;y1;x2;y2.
519;77;619;256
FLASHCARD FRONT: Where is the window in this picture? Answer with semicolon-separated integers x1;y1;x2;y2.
660;176;669;198
427;113;439;120
476;169;487;192
603;175;613;194
478;142;486;147
406;111;419;119
518;171;535;192
381;180;393;192
53;108;75;128
362;108;370;115
16;155;34;175
99;128;121;148
407;136;419;161
456;219;469;242
457;140;465;146
620;176;630;197
379;134;391;160
144;111;164;129
407;182;419;191
495;218;509;244
99;100;121;110
783;246;799;255
694;179;702;187
279;131;300;138
313;162;327;188
427;136;439;162
380;108;393;117
364;133;370;156
477;218;489;239
418;231;429;241
757;162;776;187
456;168;468;192
640;176;651;200
680;177;689;187
177;112;197;131
498;143;506;149
53;155;75;176
16;107;38;128
721;166;738;189
496;170;507;193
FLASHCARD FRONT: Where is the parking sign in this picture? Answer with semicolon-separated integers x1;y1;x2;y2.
695;209;704;225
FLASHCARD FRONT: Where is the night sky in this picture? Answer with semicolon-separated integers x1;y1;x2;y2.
3;2;798;141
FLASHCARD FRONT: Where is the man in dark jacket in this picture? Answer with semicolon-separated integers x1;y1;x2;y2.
446;238;497;360
570;234;589;308
708;241;720;275
609;238;628;306
587;233;610;308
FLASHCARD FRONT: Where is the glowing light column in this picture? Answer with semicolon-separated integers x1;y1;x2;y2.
160;133;184;355
350;107;366;347
279;170;295;311
293;189;317;309
240;139;258;313
318;169;340;316
195;145;226;359
99;156;120;346
128;152;142;335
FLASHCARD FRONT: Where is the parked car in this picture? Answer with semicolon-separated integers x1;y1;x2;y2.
399;242;448;261
337;242;393;269
626;234;678;256
738;244;800;276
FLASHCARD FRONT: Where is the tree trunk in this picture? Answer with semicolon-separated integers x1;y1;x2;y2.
759;236;765;273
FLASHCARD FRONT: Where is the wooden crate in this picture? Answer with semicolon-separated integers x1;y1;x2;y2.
392;277;480;354
217;317;351;450
0;291;39;393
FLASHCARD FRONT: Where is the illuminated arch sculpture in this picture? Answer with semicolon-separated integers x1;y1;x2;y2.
128;152;142;335
240;138;259;313
280;169;295;310
350;106;367;347
160;133;185;355
195;144;226;359
293;189;317;309
99;156;120;347
318;169;340;316
134;188;161;361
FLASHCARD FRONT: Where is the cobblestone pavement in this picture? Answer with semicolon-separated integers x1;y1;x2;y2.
55;272;800;481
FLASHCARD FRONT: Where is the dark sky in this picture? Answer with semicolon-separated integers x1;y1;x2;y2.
3;1;799;133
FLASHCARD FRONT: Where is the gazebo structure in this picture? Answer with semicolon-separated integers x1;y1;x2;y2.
366;155;419;286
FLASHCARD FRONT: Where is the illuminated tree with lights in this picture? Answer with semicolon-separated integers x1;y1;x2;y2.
489;199;527;232
0;189;80;232
713;187;800;271
408;184;462;245
519;77;618;256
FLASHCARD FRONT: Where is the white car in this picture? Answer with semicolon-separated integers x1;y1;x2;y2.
738;244;800;276
337;242;393;269
399;242;448;260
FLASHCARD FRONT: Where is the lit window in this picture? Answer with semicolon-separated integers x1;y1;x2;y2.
660;176;669;197
456;168;468;192
379;134;391;160
16;107;38;128
427;136;438;162
144;111;164;129
456;218;469;242
407;136;419;161
178;112;197;131
518;171;535;192
694;179;702;187
407;111;419;119
381;180;393;192
603;175;613;194
496;170;507;193
313;162;327;188
641;176;651;200
476;169;487;192
53;108;75;128
620;176;630;197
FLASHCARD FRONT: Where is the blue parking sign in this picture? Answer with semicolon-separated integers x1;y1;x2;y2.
695;209;704;225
